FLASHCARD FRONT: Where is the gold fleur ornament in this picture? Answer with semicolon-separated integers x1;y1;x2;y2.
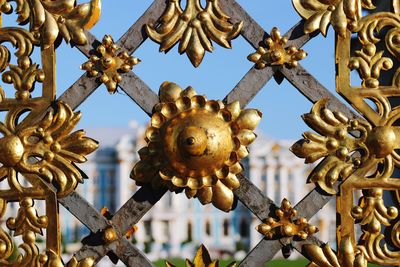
145;0;243;67
81;35;141;94
131;82;261;211
248;27;307;69
257;198;318;240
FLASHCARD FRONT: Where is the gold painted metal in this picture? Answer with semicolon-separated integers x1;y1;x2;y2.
293;1;400;266
248;27;307;69
67;257;95;267
166;244;236;267
144;0;243;67
0;1;100;265
256;198;318;240
81;35;141;94
0;0;101;48
102;226;118;244
292;0;375;37
131;82;261;211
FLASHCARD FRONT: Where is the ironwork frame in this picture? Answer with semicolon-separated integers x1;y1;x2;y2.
37;0;363;265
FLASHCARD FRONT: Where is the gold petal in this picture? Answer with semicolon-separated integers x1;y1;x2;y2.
226;101;241;120
221;173;240;189
187;177;202;189
197;187;213;204
211;180;234;211
236;109;262;130
181;86;197;98
159;81;183;102
131;161;155;183
172;176;188;187
185;188;197;199
236;129;257;145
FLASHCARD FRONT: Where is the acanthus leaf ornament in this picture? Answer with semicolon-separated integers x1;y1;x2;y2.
0;101;99;196
248;27;307;69
131;82;261;211
1;0;101;48
144;0;243;67
256;198;318;240
292;0;376;37
81;35;141;94
291;99;371;194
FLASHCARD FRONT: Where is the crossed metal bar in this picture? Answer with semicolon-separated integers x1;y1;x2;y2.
42;0;363;265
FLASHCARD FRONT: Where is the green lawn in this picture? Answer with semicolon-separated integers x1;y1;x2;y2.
154;258;380;267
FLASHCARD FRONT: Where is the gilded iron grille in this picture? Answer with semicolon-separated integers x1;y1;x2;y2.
0;0;398;266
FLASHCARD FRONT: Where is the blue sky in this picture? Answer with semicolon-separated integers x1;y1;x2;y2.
7;1;337;140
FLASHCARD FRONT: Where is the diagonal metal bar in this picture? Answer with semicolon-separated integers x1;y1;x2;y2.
221;0;313;106
280;65;361;120
59;0;163;115
59;192;153;266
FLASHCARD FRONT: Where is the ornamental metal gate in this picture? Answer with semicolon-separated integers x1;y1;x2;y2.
0;0;399;266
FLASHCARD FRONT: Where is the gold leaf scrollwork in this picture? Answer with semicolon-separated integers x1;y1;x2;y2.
166;244;236;267
5;197;49;266
0;101;98;196
349;43;393;89
81;35;141;94
292;0;376;36
1;0;101;48
144;0;243;67
248;27;307;69
291;99;371;194
257;198;318;240
353;189;400;266
131;82;261;211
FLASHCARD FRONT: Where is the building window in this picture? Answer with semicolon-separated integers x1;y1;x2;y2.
144;220;152;237
205;220;211;236
187;221;192;241
240;219;249;237
223;219;229;236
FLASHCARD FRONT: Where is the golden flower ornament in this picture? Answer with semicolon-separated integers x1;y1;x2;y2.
0;0;101;48
292;0;376;36
81;35;141;94
248;27;307;69
0;101;98;195
291;99;372;194
144;0;243;67
131;82;261;211
166;244;236;267
257;198;318;240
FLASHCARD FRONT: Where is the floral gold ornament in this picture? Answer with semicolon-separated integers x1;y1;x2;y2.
292;0;376;36
294;3;400;266
348;43;393;89
0;101;99;196
248;27;307;69
0;0;101;48
166;244;236;267
257;198;318;240
291;99;371;194
81;35;140;94
131;82;261;211
144;0;243;67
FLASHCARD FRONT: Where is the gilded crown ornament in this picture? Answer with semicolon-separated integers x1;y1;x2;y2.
256;198;318;240
248;27;307;69
81;35;141;94
144;0;243;67
166;244;236;267
131;82;261;211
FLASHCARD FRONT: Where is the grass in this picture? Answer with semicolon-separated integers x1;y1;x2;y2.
154;258;380;267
